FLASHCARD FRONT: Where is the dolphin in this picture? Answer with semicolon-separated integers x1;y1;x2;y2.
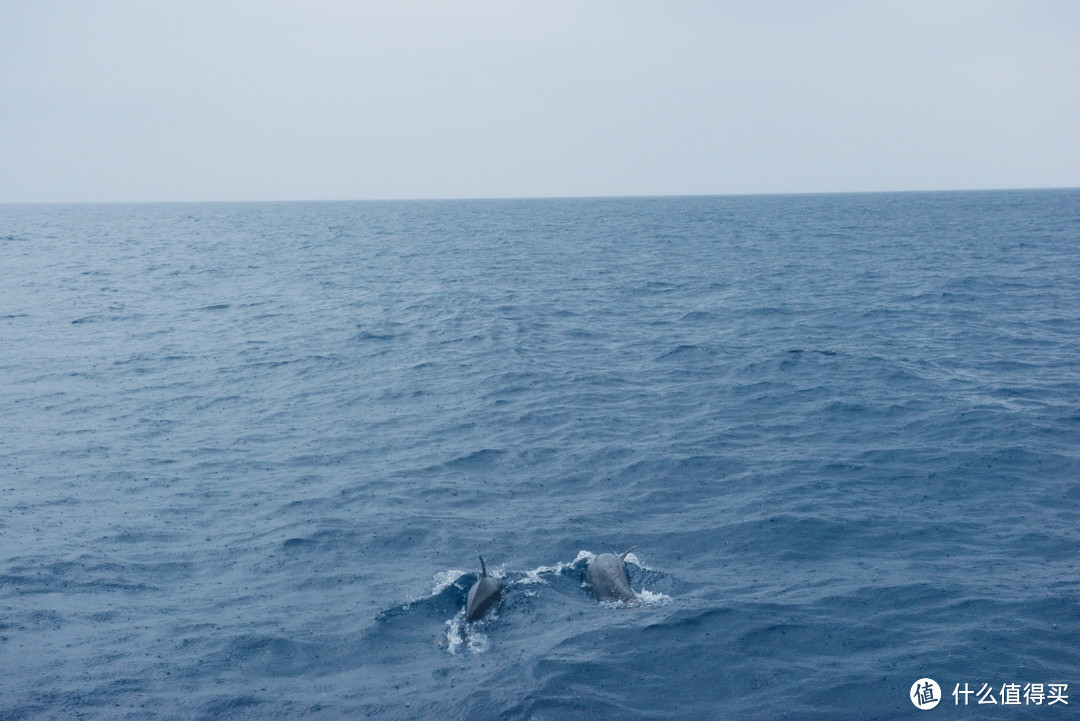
585;547;637;602
465;555;502;622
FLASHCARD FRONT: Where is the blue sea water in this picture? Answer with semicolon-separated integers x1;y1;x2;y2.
1;190;1078;720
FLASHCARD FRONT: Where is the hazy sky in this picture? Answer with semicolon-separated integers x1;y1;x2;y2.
2;1;1078;202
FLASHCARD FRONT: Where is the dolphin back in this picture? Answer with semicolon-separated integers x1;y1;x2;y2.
585;552;637;602
465;557;502;621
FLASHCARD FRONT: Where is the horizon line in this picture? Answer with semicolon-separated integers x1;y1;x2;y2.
1;185;1076;207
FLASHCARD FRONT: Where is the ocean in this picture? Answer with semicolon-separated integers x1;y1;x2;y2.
1;190;1078;720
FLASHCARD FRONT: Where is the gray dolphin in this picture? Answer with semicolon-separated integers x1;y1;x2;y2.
465;555;502;622
585;547;637;602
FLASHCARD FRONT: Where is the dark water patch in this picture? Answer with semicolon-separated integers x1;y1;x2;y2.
195;694;266;721
355;329;404;342
281;536;319;551
678;309;721;323
442;448;507;471
21;608;66;630
1;559;158;596
214;635;325;678
656;344;716;362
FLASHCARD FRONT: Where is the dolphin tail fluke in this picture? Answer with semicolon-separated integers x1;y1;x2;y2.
619;546;637;561
479;555;488;577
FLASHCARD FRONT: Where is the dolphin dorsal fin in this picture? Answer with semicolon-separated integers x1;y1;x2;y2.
619;546;637;562
479;555;487;577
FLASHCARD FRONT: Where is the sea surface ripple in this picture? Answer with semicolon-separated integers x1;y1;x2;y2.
2;191;1079;719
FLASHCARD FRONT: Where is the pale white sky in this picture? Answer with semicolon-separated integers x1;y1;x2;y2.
2;1;1078;202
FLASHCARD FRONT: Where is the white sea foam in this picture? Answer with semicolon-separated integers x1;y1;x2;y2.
445;609;491;655
595;589;671;607
518;551;591;586
636;589;673;605
431;569;467;596
444;611;466;655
